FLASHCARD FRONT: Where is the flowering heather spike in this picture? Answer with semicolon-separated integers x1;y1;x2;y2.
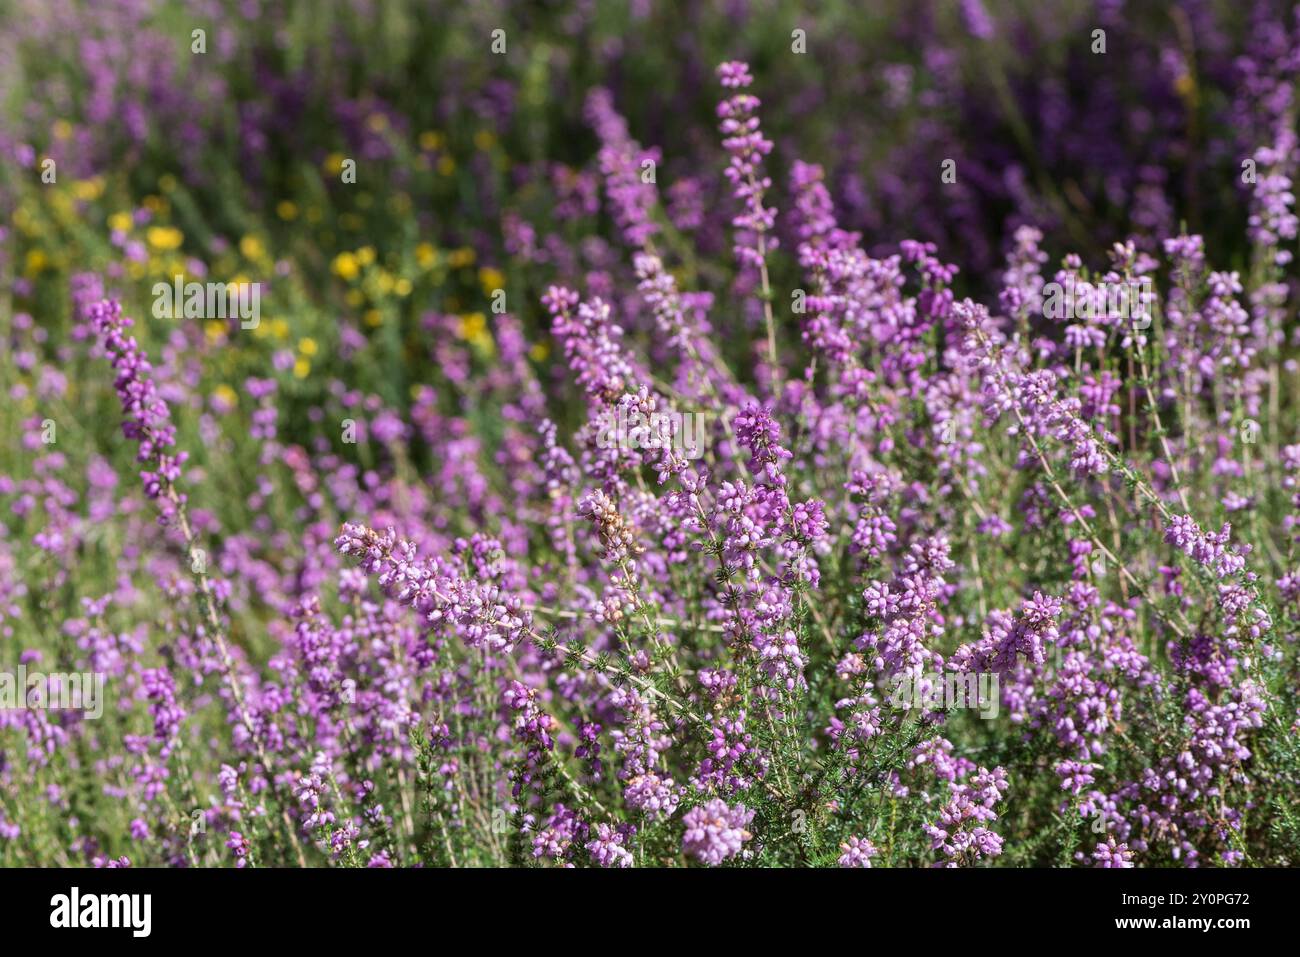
585;822;635;868
923;765;1008;866
732;401;793;490
838;836;879;868
633;252;727;399
586;89;661;249
87;298;186;512
716;61;777;271
681;799;754;865
335;522;531;652
578;489;643;564
959;0;996;40
544;287;634;404
1088;838;1135;869
999;225;1047;321
1248;129;1299;265
1163;514;1248;580
790;160;841;250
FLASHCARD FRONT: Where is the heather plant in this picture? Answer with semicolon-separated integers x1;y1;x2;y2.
2;2;1300;870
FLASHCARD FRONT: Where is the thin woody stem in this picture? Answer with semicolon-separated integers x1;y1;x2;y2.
972;328;1189;639
165;484;309;867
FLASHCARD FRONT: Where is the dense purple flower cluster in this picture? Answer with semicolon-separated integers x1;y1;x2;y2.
87;298;186;513
335;523;532;654
5;22;1300;872
717;61;777;274
838;836;879;868
681;799;754;866
923;766;1008;866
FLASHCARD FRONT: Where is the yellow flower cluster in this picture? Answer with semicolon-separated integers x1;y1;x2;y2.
146;226;183;251
456;312;494;355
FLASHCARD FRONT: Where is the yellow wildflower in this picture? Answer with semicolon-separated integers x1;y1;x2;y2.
332;252;360;281
458;313;494;353
146;226;183;251
239;235;265;260
73;178;104;202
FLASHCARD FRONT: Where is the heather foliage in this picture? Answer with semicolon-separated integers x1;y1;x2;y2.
2;1;1300;869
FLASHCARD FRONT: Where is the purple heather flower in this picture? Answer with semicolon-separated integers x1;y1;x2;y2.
624;772;681;820
838;836;879;867
1163;514;1248;579
87;299;186;513
227;831;251;867
716;61;777;273
959;0;996;39
1090;837;1135;868
586;89;661;248
682;799;754;866
335;523;532;653
1055;760;1100;795
586;822;635;868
